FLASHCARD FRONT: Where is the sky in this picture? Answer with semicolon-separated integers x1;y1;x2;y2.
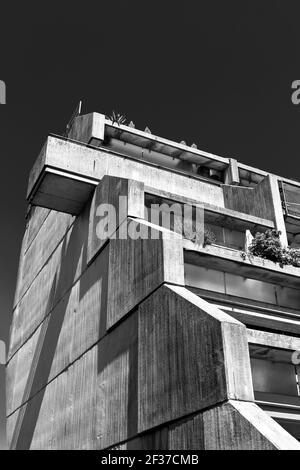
1;0;300;450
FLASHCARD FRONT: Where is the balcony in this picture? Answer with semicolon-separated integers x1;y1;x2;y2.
145;192;274;251
183;241;300;289
27;137;99;214
27;113;242;214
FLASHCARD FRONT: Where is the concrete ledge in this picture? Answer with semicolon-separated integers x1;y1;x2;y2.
183;241;300;288
138;284;254;432
145;186;274;233
247;328;300;350
29;168;97;215
27;136;226;214
111;400;300;450
225;400;300;450
27;137;101;214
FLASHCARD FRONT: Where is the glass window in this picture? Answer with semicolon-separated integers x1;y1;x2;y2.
225;273;277;304
205;223;245;250
281;182;300;218
224;227;245;250
184;264;281;305
184;264;225;293
205;222;224;245
276;286;300;310
249;345;300;406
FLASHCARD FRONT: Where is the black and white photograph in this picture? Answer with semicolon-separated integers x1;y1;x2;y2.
1;0;300;455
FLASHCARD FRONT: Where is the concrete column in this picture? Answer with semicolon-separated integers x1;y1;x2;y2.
224;158;240;185
269;174;288;247
68;112;105;146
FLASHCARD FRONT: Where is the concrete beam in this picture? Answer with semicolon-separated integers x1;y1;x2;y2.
247;328;300;351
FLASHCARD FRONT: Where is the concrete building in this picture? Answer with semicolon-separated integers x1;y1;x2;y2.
6;112;300;449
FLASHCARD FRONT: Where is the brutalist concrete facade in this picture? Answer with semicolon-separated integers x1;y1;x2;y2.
6;113;300;449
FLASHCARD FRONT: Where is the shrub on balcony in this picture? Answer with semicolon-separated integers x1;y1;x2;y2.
282;248;300;267
203;227;217;246
248;229;300;267
248;229;283;263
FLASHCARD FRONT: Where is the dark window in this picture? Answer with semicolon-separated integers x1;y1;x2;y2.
275;418;300;441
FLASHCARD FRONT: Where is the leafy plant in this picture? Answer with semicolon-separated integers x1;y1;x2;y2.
281;248;300;267
248;229;283;263
248;229;300;268
109;111;127;126
203;227;216;246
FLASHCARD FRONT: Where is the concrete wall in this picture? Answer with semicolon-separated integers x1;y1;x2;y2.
7;174;300;450
223;175;287;245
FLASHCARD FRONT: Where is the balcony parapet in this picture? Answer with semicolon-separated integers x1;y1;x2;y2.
183;241;300;289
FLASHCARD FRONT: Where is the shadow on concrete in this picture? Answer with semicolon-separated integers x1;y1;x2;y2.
10;201;140;449
11;203;90;449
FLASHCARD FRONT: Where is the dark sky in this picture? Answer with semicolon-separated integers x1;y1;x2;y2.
1;0;300;449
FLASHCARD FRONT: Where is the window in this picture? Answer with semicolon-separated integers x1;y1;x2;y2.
185;264;225;294
184;263;300;310
205;222;245;250
280;181;300;218
249;345;300;407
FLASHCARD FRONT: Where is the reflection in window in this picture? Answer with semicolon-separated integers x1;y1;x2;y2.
185;264;225;293
249;345;300;406
184;263;300;310
226;274;277;304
